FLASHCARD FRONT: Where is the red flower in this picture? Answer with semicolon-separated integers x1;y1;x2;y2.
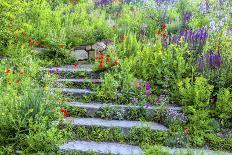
59;44;65;48
16;79;21;84
99;53;104;59
74;63;78;68
40;45;45;48
114;60;119;65
60;108;70;117
162;24;167;30
106;56;110;63
5;69;11;75
99;61;103;68
95;56;99;61
29;37;33;41
156;30;161;35
162;33;167;38
29;43;33;47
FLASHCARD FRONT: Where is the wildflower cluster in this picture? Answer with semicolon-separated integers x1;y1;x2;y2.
156;24;167;39
95;50;119;70
3;68;25;84
60;107;70;117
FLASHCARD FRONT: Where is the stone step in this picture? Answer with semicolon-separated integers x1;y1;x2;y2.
62;117;168;132
59;140;232;155
59;140;143;155
41;64;93;73
66;102;182;117
53;88;96;96
57;78;103;84
41;64;102;79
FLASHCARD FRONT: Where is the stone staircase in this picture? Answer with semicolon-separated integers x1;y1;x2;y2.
44;64;232;155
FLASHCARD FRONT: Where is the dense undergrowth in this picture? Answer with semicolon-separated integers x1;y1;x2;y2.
0;0;231;154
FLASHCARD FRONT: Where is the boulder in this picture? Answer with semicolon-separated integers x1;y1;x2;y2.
92;42;106;52
71;50;88;60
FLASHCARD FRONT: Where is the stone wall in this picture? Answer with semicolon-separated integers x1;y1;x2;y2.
71;40;113;61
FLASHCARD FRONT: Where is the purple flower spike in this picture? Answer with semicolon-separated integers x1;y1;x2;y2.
49;68;53;74
145;82;151;91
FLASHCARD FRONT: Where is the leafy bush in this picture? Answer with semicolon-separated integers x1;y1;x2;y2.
0;55;69;153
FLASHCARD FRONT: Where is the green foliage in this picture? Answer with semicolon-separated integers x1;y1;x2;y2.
0;56;69;152
216;88;232;128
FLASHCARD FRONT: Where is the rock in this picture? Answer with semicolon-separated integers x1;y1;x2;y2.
71;50;88;60
89;51;97;60
86;45;92;51
92;42;106;52
101;39;114;46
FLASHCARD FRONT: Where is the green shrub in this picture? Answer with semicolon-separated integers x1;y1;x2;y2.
216;88;232;128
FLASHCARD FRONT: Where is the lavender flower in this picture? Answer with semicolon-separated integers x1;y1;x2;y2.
49;68;53;74
176;28;208;49
182;12;192;23
197;50;222;70
95;0;112;6
145;82;151;91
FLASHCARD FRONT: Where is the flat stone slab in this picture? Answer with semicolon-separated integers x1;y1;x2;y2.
59;140;143;155
41;64;93;72
60;88;95;95
162;146;232;155
63;117;168;131
68;102;181;111
57;79;103;84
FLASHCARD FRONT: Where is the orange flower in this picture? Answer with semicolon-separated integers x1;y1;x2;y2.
16;79;21;84
5;69;11;75
114;60;119;65
29;43;33;47
106;56;110;63
156;30;161;35
162;24;167;30
99;53;104;59
99;61;103;68
59;44;65;48
60;108;70;117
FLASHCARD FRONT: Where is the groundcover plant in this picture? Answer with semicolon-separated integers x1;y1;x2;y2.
0;0;231;154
